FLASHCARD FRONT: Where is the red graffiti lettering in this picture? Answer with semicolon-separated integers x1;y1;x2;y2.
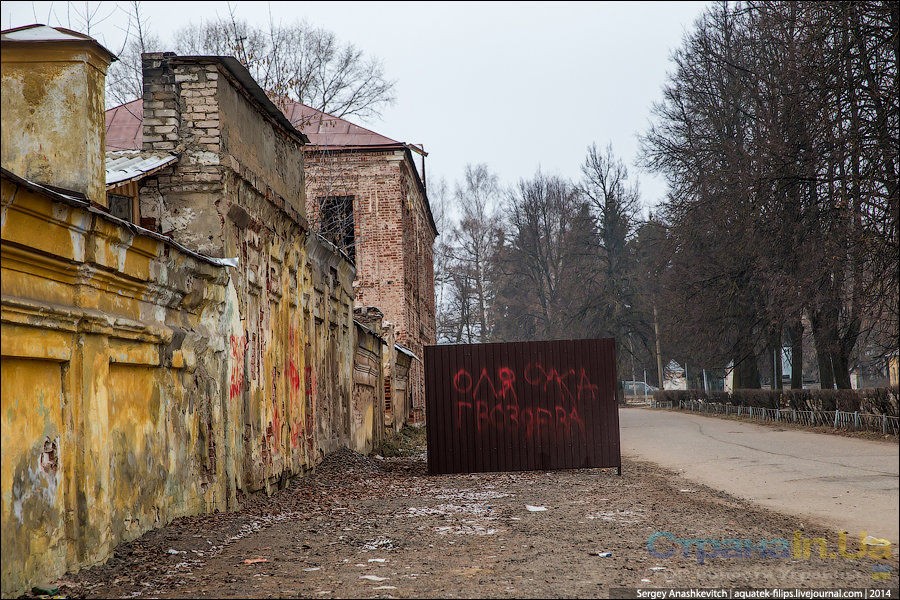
507;403;520;428
497;367;518;401
555;405;568;433
568;403;586;437
576;370;599;402
453;369;473;394
476;401;490;432
489;403;505;433
451;363;598;443
456;401;473;424
524;363;575;403
229;335;245;401
289;359;301;393
472;369;498;402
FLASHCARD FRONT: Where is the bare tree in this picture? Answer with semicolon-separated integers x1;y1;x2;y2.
429;178;459;343
53;1;116;36
492;172;594;341
106;1;161;107
641;0;898;390
441;164;502;343
173;11;395;120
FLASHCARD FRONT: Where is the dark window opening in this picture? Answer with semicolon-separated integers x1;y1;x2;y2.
107;193;133;222
319;195;355;261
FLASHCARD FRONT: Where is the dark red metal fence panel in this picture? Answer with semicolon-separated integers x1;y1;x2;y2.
425;338;621;475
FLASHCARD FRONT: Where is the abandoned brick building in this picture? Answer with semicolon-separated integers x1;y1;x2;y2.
106;94;437;425
1;26;411;594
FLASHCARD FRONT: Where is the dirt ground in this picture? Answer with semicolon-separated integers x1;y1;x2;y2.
43;428;898;599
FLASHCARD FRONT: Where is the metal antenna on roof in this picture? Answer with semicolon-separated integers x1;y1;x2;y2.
419;146;427;193
236;35;248;64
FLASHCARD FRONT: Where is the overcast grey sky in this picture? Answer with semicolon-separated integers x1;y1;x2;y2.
2;1;710;214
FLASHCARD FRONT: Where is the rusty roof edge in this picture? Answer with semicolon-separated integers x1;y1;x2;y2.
394;343;421;362
403;146;438;238
288;101;403;147
354;320;387;343
2;166;236;269
0;23;118;64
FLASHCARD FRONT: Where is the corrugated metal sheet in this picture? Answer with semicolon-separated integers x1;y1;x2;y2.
395;344;420;361
105;151;177;187
425;339;621;475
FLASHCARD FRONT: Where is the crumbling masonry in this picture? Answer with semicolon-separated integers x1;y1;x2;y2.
0;28;405;597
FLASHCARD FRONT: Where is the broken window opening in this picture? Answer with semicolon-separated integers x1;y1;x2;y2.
319;195;355;261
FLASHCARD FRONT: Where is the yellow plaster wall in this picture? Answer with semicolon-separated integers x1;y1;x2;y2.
1;43;111;207
1;178;386;597
2;46;388;595
1;180;232;596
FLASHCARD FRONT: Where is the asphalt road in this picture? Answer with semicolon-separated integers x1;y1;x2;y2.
619;406;900;543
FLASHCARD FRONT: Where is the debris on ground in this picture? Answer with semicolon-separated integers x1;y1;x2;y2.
46;441;897;599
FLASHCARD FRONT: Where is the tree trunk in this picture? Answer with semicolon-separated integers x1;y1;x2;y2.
733;344;761;390
831;349;852;390
787;319;804;389
811;312;835;390
771;326;783;390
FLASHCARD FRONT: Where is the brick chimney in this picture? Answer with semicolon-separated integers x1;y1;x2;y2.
1;25;116;207
140;52;226;255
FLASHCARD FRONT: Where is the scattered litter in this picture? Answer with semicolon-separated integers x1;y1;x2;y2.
587;509;645;524
434;524;498;536
360;575;389;582
407;503;489;517
679;489;695;493
242;558;269;565
650;566;666;571
435;489;509;501
303;567;321;572
374;455;384;460
594;551;613;558
525;505;547;512
166;548;183;555
31;586;60;596
368;558;387;563
374;586;397;590
363;538;397;551
863;536;891;547
641;578;651;583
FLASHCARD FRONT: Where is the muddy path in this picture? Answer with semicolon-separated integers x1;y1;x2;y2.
49;435;898;599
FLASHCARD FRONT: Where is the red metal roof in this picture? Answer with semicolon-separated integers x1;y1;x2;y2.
104;98;405;151
280;101;403;149
105;99;143;151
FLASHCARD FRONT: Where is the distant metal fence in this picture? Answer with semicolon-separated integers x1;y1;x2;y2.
654;398;899;435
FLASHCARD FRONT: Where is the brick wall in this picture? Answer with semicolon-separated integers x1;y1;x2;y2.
138;53;364;493
305;148;436;424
